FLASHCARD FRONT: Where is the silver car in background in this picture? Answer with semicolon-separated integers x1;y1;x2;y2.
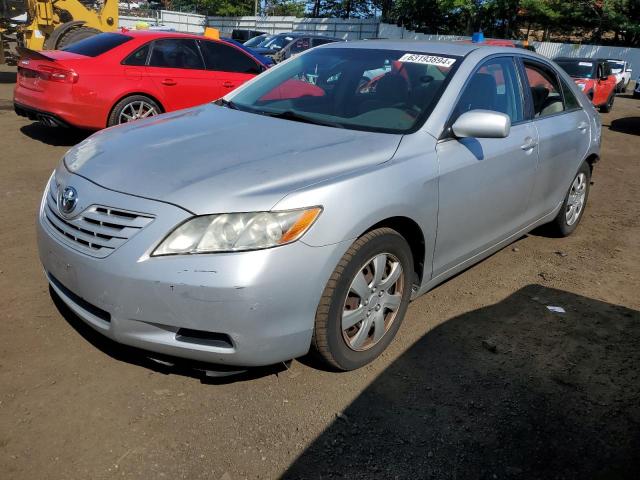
37;41;601;371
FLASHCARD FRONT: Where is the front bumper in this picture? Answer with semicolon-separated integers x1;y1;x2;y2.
38;170;348;367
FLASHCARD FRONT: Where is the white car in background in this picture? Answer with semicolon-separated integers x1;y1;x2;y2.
606;59;632;92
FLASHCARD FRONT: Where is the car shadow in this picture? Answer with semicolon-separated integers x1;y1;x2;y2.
0;70;17;83
20;123;92;146
49;287;288;384
284;285;640;479
608;117;640;136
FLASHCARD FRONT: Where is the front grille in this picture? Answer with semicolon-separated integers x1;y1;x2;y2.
43;184;154;258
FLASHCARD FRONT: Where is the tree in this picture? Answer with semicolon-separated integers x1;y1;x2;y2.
266;0;306;16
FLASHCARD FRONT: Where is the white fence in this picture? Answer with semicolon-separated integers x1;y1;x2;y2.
207;16;379;40
533;41;640;72
120;13;640;72
120;10;206;34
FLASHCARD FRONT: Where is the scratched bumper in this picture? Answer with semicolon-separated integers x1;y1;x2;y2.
37;171;348;367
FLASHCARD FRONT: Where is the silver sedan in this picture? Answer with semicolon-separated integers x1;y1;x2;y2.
37;41;601;371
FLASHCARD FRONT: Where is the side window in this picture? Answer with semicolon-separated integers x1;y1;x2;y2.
290;38;311;55
122;43;150;66
199;41;261;74
148;39;204;70
453;57;524;124
312;38;334;47
560;77;580;110
523;61;565;117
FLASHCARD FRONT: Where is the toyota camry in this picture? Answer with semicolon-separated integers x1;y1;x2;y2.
38;41;601;371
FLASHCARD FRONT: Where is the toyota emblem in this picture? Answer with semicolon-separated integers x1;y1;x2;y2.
58;186;78;216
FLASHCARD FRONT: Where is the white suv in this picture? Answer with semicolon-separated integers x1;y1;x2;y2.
607;59;632;93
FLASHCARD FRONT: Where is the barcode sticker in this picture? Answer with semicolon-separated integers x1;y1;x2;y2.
398;54;456;67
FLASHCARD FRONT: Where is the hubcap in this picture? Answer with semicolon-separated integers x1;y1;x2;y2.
341;253;404;351
118;101;158;124
565;172;587;226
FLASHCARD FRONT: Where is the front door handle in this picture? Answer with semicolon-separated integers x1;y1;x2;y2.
521;137;537;151
577;121;588;132
222;81;235;88
161;78;177;86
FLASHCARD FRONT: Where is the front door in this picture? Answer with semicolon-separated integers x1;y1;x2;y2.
433;56;539;276
145;38;211;111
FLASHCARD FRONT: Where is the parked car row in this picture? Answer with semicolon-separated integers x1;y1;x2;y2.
29;39;602;372
553;57;635;113
242;31;344;62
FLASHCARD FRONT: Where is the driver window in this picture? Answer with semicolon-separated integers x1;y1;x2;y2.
523;61;565;117
453;57;524;124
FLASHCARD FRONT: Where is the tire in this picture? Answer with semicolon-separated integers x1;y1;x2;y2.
56;26;101;49
549;161;591;237
600;94;614;113
312;228;413;371
107;95;161;127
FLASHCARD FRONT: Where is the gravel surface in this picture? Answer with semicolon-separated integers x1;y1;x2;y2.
1;65;639;479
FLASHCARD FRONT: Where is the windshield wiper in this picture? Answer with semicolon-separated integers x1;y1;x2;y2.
215;98;239;110
259;110;344;129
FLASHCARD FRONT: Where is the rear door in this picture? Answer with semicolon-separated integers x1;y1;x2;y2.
433;56;539;275
522;58;590;215
198;40;263;98
144;38;210;111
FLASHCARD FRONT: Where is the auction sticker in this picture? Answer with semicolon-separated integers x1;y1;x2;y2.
398;53;456;67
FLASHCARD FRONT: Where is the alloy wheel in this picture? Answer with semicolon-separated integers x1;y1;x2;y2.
341;253;404;351
118;101;158;124
566;172;587;226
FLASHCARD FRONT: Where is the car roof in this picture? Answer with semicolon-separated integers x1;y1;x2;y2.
554;57;603;63
319;40;486;56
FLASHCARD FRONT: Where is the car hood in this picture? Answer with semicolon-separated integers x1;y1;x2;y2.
64;104;402;214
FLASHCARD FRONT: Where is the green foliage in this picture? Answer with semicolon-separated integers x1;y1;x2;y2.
170;0;640;45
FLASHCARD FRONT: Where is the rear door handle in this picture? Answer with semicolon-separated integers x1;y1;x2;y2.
577;121;588;132
222;81;235;88
161;78;177;86
521;137;537;151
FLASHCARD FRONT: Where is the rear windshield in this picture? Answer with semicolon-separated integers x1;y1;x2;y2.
62;33;132;57
556;60;595;79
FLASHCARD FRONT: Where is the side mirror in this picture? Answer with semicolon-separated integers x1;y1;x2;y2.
452;110;511;139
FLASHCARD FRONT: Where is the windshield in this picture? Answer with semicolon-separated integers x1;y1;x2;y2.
607;60;624;73
262;35;295;50
556;60;595;79
244;34;268;47
228;48;460;134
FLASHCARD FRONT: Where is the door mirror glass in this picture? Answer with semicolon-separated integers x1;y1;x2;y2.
452;110;511;138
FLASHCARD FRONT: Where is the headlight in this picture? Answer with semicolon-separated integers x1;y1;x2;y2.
153;207;322;256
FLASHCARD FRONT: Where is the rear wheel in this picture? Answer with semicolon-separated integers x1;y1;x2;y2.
312;228;413;371
549;161;591;237
56;27;101;49
108;95;161;127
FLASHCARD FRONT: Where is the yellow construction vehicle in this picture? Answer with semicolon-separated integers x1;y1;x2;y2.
1;0;118;63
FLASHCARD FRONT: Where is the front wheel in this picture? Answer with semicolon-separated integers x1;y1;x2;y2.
549;161;591;237
312;228;413;371
600;94;614;113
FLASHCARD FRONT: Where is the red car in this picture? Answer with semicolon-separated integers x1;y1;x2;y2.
554;57;617;112
14;30;271;129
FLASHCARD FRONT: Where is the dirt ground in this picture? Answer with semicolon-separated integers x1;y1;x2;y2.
0;64;639;480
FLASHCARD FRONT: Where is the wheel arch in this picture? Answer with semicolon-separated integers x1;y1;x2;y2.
363;216;426;286
106;92;165;127
585;153;599;173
